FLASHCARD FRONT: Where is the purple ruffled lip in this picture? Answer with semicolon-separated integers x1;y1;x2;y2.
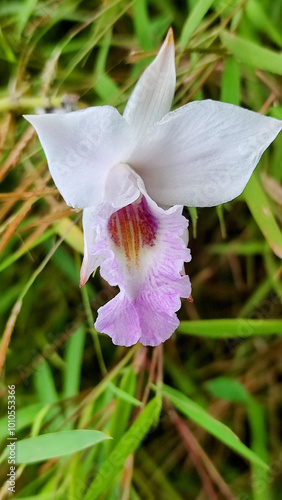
92;166;191;346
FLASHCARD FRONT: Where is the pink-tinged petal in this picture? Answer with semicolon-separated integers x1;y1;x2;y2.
94;294;140;346
130;100;282;207
24;107;135;209
94;292;182;347
92;164;191;346
123;28;176;141
80;207;104;287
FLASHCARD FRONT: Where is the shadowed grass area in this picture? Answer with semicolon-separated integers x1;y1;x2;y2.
0;0;282;498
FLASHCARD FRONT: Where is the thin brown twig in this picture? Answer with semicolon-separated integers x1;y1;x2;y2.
0;188;58;200
259;92;278;115
141;347;159;407
168;406;220;500
0;172;50;253
0;201;34;253
0;113;14;156
23;208;74;230
0;164;46;223
0;125;35;183
0;299;23;376
121;454;134;500
256;70;282;98
156;344;163;386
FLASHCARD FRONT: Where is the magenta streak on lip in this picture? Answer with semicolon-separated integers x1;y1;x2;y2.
108;197;158;268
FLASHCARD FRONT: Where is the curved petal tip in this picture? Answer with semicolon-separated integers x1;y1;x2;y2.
166;27;174;46
123;28;176;141
79;273;87;288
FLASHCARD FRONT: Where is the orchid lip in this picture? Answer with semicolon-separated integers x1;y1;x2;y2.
94;166;192;346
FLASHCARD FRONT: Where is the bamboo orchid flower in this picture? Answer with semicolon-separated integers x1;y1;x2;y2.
25;29;282;346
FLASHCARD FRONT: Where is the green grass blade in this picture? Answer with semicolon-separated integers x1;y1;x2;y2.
34;361;59;405
244;174;282;259
16;430;111;464
94;25;119;101
206;377;249;403
188;206;198;238
0;403;43;443
216;204;227;239
221;57;240;105
221;31;282;74
0;27;16;62
247;399;270;500
245;0;282;48
180;0;215;49
0;228;55;272
16;0;39;36
163;384;268;470
238;278;273;318
264;251;282;301
33;361;65;430
7;495;63;500
53;218;83;254
207;377;270;499
178;318;282;337
133;0;154;50
138;448;183;500
63;325;86;398
108;367;139;452
208;241;266;256
84;396;162;499
108;381;141;407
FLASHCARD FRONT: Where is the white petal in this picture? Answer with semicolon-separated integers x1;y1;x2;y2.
130;100;282;207
80;207;104;287
24;107;134;209
103;163;141;209
123;28;176;141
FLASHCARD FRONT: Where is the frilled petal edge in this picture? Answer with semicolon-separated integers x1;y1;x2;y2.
91;164;191;346
129;100;282;207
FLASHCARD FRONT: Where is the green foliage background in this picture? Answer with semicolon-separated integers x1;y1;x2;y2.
0;0;282;498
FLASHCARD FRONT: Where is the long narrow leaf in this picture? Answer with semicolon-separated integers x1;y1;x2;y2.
16;430;111;464
244;175;282;259
84;396;162;499
178;319;282;338
180;0;215;48
163;385;268;469
221;31;282;74
63;326;86;398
